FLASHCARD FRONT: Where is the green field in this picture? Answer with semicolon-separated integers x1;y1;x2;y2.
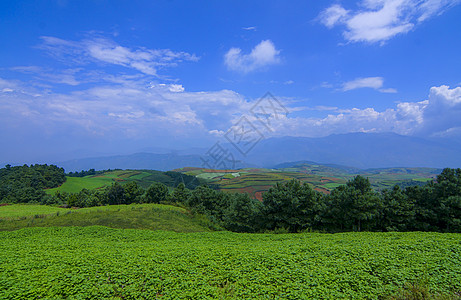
45;169;202;195
0;204;213;232
0;227;460;299
0;204;68;219
46;176;116;194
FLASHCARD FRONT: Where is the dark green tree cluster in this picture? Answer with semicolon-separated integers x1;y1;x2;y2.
50;181;156;207
257;169;461;233
0;164;66;203
67;169;97;177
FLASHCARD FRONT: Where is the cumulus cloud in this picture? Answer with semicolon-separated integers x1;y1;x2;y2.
38;36;199;76
319;0;461;43
1;73;461;162
341;76;397;93
418;85;461;137
224;40;281;73
0;77;249;146
271;84;461;138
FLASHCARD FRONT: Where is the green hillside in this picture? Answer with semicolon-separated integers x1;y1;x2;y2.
1;227;460;299
0;204;213;232
46;169;204;195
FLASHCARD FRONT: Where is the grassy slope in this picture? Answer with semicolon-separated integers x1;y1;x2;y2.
0;204;213;232
0;204;69;219
0;227;460;299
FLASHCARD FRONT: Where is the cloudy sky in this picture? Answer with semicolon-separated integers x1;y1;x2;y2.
1;0;461;163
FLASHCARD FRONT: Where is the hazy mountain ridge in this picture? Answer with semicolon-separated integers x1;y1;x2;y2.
51;132;461;172
247;132;461;169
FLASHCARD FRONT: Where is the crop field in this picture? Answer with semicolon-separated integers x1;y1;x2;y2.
181;164;441;199
0;204;212;232
184;168;347;200
0;227;460;299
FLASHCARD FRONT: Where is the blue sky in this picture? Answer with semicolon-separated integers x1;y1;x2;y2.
1;0;461;163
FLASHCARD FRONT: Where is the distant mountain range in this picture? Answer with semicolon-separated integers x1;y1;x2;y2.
54;132;461;172
246;132;461;169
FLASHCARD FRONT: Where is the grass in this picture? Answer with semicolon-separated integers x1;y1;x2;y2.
0;228;460;299
46;176;115;194
0;204;69;220
0;204;214;232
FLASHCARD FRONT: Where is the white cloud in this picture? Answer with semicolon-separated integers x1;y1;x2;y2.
319;4;349;28
418;85;461;137
343;76;384;91
271;84;461;138
342;76;396;92
224;40;281;73
0;77;249;146
319;0;461;43
168;84;185;93
379;87;398;93
2;73;461;162
38;36;199;76
242;26;257;31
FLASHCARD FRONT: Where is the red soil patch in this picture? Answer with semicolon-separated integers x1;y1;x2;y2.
0;203;10;207
254;191;264;201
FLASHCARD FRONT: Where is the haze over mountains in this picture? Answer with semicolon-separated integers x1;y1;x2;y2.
54;132;461;172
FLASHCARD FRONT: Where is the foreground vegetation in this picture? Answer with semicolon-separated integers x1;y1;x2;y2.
0;204;213;232
0;227;460;299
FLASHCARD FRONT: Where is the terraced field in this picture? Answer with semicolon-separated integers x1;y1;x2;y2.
180;163;441;200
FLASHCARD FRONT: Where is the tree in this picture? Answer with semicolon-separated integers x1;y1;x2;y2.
170;183;191;204
322;176;381;232
105;183;126;205
124;181;144;204
223;193;259;233
380;185;414;231
144;182;169;203
261;179;323;232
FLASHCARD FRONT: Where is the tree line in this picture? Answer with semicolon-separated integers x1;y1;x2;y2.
1;164;460;233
